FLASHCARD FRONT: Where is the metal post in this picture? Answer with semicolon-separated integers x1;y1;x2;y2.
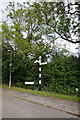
9;66;11;88
8;50;12;88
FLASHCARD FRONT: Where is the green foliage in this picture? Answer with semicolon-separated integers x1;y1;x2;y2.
42;55;80;96
1;2;80;97
30;2;80;43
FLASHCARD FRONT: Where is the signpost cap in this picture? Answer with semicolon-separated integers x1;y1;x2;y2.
39;56;42;59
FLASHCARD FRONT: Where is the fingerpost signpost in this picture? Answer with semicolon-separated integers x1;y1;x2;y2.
25;56;47;91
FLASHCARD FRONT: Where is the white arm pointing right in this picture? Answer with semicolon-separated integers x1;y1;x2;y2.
34;60;40;64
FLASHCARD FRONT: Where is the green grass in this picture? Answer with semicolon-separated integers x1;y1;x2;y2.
2;84;80;102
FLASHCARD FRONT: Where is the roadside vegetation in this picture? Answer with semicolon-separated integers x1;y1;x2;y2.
2;84;80;102
2;51;80;97
1;2;80;99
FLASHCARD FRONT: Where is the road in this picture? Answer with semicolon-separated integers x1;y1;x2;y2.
2;93;78;118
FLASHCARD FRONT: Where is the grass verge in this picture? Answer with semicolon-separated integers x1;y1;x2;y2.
2;84;80;102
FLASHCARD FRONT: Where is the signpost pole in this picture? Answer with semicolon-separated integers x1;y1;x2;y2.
8;50;12;88
39;56;41;91
34;56;47;91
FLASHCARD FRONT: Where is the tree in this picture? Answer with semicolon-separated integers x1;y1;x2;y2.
2;2;80;45
1;2;80;95
1;2;51;86
30;2;80;44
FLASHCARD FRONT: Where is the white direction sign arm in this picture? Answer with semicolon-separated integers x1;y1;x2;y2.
41;62;47;65
34;60;39;64
25;82;34;84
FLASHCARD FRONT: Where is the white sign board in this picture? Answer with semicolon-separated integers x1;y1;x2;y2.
25;82;34;85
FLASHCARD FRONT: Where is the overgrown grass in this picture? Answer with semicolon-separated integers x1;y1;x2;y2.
2;84;80;102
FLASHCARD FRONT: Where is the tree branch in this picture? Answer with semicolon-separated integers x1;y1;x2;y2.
47;23;80;44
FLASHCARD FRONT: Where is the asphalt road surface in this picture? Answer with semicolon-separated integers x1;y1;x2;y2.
2;93;78;118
